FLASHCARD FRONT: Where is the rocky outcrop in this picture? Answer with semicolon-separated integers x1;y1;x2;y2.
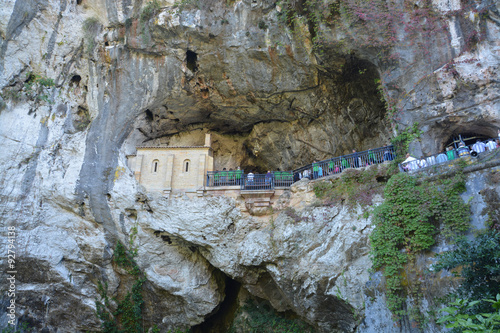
0;0;499;332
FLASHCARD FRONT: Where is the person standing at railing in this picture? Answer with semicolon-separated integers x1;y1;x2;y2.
221;168;228;185
214;171;220;186
341;158;349;170
328;160;334;174
383;146;394;161
312;161;319;179
368;149;376;165
472;139;486;154
247;171;254;185
294;171;300;182
446;147;456;160
228;168;235;185
265;170;273;186
236;166;243;185
402;153;418;171
274;169;281;186
486;139;497;151
352;150;360;168
458;141;470;157
419;156;428;168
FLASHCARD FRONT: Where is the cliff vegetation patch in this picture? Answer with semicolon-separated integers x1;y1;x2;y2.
228;299;316;333
313;164;392;212
82;17;101;55
95;235;161;333
369;171;470;322
434;230;500;315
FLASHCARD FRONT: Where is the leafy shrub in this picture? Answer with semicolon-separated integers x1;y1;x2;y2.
438;295;500;332
23;72;56;104
434;231;500;314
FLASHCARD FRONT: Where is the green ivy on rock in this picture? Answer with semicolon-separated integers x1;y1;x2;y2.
95;241;149;333
370;171;470;319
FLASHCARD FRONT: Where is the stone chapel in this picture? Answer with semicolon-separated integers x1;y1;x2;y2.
126;134;214;197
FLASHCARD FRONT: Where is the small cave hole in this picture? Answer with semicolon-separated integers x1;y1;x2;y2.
104;41;109;46
376;176;389;183
191;271;241;333
161;235;172;244
186;50;198;72
76;0;83;4
70;75;81;86
201;87;209;98
145;109;154;122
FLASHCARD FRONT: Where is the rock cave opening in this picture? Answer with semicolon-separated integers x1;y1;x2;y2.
76;0;82;4
191;271;241;333
128;51;392;176
186;50;198;73
70;75;81;87
145;109;154;122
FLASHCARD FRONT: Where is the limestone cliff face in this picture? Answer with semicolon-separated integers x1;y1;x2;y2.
0;0;499;332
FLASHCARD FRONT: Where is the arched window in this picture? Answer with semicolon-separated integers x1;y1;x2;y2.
184;159;190;173
152;159;159;173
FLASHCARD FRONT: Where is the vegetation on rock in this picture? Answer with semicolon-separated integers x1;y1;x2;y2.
228;299;316;333
369;171;470;320
23;72;55;104
1;323;32;333
95;241;150;333
434;230;500;327
438;294;500;332
390;122;423;165
82;17;101;55
139;0;161;44
313;164;392;212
